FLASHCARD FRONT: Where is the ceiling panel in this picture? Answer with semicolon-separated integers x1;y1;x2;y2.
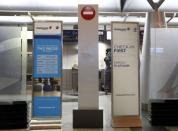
1;0;178;14
123;0;153;12
160;0;178;12
0;0;121;12
123;0;178;12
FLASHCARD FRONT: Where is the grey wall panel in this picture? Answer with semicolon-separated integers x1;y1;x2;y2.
62;69;73;90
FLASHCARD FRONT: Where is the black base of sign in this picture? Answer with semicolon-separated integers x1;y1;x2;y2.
73;109;103;128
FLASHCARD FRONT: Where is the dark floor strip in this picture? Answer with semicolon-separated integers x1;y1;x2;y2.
131;127;168;131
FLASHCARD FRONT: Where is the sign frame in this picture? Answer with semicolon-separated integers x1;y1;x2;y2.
111;22;141;127
32;21;63;118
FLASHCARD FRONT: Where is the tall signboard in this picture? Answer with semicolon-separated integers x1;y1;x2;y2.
33;21;62;118
73;5;103;128
112;22;141;127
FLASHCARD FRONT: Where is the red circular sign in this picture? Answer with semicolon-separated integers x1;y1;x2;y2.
81;6;96;20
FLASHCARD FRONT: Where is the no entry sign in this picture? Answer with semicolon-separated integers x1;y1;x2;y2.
81;6;96;20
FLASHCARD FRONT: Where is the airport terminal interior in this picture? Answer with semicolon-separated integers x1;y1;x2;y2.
1;0;178;131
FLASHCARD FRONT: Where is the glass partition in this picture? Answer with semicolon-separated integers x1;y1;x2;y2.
149;28;178;99
0;26;22;94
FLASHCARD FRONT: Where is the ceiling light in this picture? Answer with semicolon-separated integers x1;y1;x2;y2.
153;0;160;3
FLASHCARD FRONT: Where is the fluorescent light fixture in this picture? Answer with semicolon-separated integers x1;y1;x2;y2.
0;15;146;25
99;16;124;24
33;16;146;24
0;16;32;24
33;16;78;24
0;15;176;26
153;0;160;3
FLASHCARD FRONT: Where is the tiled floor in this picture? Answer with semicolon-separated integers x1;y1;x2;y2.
25;89;178;131
62;94;178;131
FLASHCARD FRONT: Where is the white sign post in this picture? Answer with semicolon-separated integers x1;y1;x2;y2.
73;5;103;128
111;22;141;127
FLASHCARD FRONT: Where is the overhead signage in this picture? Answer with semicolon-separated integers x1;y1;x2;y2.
63;30;78;42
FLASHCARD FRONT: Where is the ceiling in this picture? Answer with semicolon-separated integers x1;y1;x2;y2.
123;0;178;12
0;0;178;12
0;0;121;12
0;0;178;25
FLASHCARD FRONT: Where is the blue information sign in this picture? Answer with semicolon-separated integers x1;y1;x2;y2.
33;96;62;117
33;35;62;78
33;22;62;118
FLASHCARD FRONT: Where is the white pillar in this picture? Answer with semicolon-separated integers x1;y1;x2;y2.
140;12;151;104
